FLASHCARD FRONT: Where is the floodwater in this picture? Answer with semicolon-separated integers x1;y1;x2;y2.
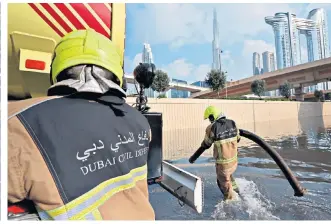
149;116;331;220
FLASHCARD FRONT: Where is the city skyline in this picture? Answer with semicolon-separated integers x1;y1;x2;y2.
139;8;330;81
124;3;331;84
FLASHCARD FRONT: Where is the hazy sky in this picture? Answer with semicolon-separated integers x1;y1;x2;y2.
123;3;331;83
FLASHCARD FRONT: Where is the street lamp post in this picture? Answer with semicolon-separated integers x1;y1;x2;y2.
219;49;228;98
224;71;228;98
219;50;223;72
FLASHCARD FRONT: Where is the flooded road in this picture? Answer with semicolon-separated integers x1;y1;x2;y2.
149;116;331;220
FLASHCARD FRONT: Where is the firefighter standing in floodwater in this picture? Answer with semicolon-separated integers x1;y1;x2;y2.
189;106;240;201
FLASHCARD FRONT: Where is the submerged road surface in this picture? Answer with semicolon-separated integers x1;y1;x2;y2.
149;116;331;220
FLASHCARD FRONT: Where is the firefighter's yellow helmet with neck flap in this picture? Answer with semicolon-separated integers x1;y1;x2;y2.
51;29;123;87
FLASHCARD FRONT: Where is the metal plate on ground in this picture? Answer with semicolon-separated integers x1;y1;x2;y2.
159;161;203;213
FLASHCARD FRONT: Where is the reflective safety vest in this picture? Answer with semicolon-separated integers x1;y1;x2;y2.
8;93;155;220
202;118;240;167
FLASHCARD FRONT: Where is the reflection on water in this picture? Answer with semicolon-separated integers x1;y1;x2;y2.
239;116;331;184
149;116;331;220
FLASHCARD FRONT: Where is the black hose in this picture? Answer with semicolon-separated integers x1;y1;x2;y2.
189;147;205;164
239;129;306;197
189;129;307;197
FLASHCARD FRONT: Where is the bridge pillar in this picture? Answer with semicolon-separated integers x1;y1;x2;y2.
294;85;305;101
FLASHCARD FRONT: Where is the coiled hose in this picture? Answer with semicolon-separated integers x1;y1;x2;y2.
189;129;306;197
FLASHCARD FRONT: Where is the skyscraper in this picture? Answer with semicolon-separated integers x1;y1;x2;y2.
262;51;276;73
141;43;155;97
302;9;330;92
142;43;153;64
252;52;261;75
306;8;330;61
212;8;221;71
294;17;316;62
265;13;302;70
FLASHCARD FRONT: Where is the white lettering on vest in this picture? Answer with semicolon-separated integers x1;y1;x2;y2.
80;157;116;176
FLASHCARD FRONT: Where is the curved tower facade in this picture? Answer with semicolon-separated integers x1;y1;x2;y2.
293;17;315;62
265;13;302;70
307;8;330;60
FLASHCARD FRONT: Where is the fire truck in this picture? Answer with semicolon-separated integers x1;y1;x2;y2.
8;3;125;100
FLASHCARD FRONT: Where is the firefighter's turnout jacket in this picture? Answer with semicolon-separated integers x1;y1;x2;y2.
8;93;155;220
201;117;240;169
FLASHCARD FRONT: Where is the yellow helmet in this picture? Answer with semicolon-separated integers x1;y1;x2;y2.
204;106;221;120
51;29;123;86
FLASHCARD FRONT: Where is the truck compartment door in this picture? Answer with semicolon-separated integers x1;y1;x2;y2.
9;31;56;99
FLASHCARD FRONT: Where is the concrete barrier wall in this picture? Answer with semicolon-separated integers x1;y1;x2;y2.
126;98;331;160
323;102;331;116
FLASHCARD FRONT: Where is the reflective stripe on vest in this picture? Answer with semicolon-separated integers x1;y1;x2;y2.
37;164;147;220
216;153;238;164
84;209;103;220
214;136;238;164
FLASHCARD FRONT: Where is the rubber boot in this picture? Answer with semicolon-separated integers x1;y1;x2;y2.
217;179;225;195
231;175;240;196
217;179;235;201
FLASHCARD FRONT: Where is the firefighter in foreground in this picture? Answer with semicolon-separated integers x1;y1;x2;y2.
8;29;155;220
189;106;240;201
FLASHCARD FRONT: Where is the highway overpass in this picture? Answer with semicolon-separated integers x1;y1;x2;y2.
191;57;331;101
124;74;209;93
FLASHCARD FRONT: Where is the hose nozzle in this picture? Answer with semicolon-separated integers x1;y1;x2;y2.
294;188;307;197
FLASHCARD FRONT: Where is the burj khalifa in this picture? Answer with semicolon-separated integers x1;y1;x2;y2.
212;8;222;71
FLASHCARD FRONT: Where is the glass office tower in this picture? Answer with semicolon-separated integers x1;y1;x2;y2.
306;9;330;91
142;43;154;64
191;81;210;88
265;12;302;69
253;52;261;75
142;43;156;96
170;78;190;98
262;51;276;73
307;8;330;60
